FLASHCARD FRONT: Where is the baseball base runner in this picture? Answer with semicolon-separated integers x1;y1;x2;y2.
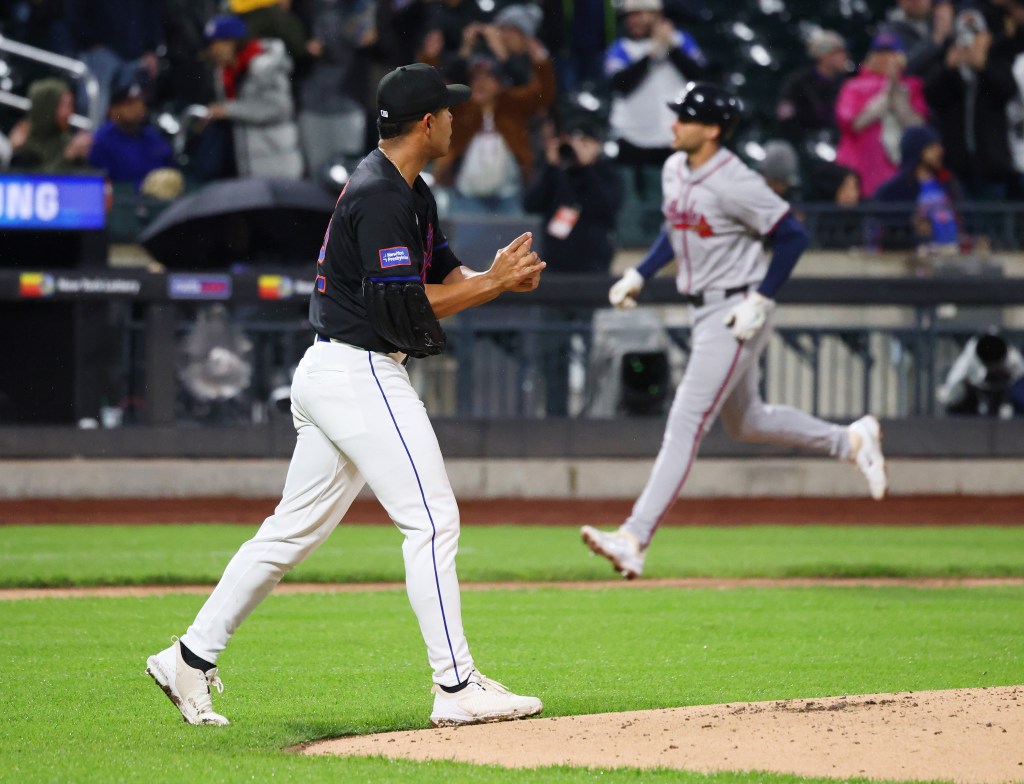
582;82;887;579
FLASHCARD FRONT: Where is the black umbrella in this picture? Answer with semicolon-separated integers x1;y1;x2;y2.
138;177;340;268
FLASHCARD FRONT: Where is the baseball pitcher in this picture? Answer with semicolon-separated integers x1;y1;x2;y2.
147;64;545;727
582;82;887;579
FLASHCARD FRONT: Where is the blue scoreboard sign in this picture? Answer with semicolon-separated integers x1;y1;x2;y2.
0;174;106;230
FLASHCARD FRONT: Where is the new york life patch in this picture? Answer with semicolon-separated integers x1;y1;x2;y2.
378;246;412;268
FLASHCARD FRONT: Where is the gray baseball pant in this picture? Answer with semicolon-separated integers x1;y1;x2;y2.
621;295;851;548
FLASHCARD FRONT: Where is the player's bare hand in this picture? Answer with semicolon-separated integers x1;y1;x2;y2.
491;231;533;270
724;291;773;341
652;19;675;46
490;233;546;292
508;263;545;292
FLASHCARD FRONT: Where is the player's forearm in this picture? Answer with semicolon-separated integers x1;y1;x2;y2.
635;229;675;279
425;268;503;318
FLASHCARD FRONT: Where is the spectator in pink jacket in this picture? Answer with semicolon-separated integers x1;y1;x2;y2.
835;29;928;197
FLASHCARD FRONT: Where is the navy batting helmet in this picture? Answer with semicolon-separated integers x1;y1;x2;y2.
666;82;743;141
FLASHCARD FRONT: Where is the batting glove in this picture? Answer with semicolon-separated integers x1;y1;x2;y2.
609;268;645;309
723;291;773;341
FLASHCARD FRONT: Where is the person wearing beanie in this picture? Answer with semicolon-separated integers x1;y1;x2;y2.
873;124;965;250
757;139;802;200
492;4;545;85
835;28;928;197
775;29;850;144
204;14;303;179
432;47;557;213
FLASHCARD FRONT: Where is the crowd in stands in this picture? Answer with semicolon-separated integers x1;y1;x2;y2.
3;0;1024;262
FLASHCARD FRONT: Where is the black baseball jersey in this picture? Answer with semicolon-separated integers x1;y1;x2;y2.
309;149;462;353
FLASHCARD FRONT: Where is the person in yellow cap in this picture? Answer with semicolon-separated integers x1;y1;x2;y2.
228;0;308;63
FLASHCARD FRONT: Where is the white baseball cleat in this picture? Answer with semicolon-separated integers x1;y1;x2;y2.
581;525;646;579
430;670;543;727
848;415;888;500
146;640;229;726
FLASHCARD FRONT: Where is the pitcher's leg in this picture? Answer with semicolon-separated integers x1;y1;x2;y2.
719;362;850;458
341;354;473;687
181;422;364;663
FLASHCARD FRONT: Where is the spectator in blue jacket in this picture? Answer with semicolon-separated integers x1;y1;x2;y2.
873;124;965;251
88;83;174;190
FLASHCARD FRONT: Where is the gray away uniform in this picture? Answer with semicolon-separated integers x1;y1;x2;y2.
621;148;850;547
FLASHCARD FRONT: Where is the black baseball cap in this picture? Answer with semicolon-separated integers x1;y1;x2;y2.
377;63;471;123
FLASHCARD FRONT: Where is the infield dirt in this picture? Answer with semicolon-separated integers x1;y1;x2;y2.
302;686;1024;783
4;495;1024;525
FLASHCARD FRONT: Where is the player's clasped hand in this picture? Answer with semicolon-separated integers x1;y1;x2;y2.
724;291;773;341
491;232;547;292
608;268;645;309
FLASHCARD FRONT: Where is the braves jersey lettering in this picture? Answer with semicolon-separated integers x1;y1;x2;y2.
379;246;412;268
667;205;714;238
662;148;788;294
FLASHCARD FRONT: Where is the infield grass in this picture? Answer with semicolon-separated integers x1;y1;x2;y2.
1;585;1021;783
1;523;1023;587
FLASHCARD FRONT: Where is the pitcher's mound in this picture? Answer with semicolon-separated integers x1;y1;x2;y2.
303;686;1023;783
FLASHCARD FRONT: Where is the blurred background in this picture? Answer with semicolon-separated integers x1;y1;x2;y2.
1;0;1023;501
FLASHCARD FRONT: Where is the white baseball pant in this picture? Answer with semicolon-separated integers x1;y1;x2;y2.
180;339;474;687
621;293;851;547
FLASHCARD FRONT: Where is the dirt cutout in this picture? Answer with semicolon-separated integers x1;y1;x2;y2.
4;577;1024;601
304;686;1024;784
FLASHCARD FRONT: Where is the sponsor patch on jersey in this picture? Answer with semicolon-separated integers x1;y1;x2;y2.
378;246;412;268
